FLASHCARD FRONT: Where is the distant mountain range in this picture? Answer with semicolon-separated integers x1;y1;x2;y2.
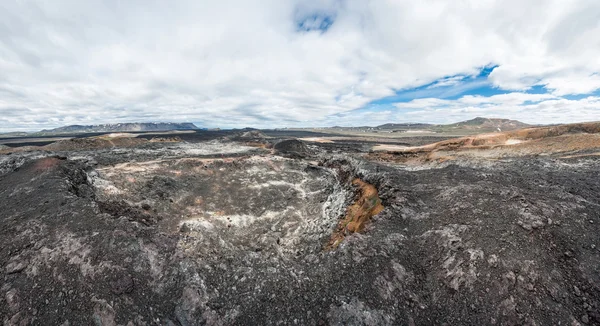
1;118;531;138
40;122;199;134
375;117;530;132
376;122;434;130
317;117;531;135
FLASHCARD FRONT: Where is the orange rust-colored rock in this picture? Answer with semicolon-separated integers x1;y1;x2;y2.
243;141;270;149
32;157;62;172
326;178;384;249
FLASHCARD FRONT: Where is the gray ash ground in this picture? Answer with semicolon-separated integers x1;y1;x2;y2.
1;131;600;325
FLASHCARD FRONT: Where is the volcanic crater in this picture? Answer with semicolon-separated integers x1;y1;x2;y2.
91;154;354;256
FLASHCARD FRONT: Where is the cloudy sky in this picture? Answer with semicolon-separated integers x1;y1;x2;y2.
1;0;600;131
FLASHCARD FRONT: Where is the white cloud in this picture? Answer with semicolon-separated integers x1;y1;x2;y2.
543;73;600;96
393;92;558;111
427;76;469;89
457;93;557;105
0;0;599;131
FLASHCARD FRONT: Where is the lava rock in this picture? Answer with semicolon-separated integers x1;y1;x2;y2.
111;274;134;295
274;139;310;158
5;260;28;274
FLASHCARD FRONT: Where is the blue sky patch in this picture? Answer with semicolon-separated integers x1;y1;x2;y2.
369;65;502;106
296;13;335;33
334;65;599;121
562;90;600;101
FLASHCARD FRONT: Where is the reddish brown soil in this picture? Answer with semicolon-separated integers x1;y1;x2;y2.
326;178;384;249
32;157;62;172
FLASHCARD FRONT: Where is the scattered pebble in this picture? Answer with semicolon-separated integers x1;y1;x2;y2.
5;260;28;274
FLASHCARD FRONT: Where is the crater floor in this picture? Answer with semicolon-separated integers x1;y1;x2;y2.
92;155;346;257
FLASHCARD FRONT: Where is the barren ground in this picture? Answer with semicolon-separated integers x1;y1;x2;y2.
1;125;600;325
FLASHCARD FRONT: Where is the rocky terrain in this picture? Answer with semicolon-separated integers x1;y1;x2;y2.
368;122;600;164
1;123;600;325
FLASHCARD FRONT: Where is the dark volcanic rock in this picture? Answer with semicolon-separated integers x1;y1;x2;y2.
111;274;134;295
98;199;158;225
237;130;268;139
274;139;310;158
274;139;308;152
5;259;28;274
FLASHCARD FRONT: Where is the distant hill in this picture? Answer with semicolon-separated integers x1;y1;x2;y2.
446;117;530;131
0;132;29;139
372;118;529;133
41;122;198;134
377;123;434;130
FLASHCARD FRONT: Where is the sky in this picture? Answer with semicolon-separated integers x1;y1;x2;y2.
1;0;600;131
